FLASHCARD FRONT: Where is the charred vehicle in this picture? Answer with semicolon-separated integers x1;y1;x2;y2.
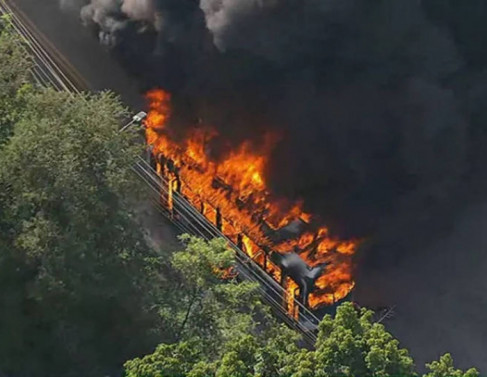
140;89;357;323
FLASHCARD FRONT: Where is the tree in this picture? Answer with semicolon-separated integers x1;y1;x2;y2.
125;235;301;377
0;87;166;377
424;354;479;377
314;303;415;377
0;16;33;146
124;238;480;377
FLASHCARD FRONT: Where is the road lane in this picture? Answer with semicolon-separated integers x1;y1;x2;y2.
1;0;84;92
11;0;144;108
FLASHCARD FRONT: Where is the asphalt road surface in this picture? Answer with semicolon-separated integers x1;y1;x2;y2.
10;0;487;373
10;0;143;108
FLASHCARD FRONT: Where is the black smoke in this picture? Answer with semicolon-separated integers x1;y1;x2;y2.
63;0;487;259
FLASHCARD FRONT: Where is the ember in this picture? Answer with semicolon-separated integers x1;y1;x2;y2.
144;88;358;313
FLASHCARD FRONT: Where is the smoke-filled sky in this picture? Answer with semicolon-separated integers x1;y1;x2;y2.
63;0;487;269
61;0;487;245
48;0;487;370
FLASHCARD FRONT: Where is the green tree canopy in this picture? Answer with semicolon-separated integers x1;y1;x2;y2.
0;25;169;374
125;235;301;377
424;354;479;377
313;303;415;377
125;237;479;377
0;17;33;146
0;86;166;376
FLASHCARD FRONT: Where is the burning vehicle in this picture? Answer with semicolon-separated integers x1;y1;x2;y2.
142;89;358;318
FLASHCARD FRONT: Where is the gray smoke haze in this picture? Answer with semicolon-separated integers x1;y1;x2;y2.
121;0;155;21
60;0;487;262
199;0;354;60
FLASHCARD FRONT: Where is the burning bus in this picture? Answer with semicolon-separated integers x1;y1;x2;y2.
142;89;357;318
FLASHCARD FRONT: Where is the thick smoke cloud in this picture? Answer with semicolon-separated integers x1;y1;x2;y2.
121;0;155;21
51;1;487;370
199;0;354;61
62;0;486;256
195;0;467;237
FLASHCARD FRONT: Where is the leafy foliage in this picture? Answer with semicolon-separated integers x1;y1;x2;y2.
125;237;479;377
126;235;300;377
424;354;479;377
314;303;415;377
0;27;165;376
0;17;33;146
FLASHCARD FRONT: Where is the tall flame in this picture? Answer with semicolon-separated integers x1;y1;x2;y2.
144;89;357;310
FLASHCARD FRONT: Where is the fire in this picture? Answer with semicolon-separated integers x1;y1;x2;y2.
144;88;358;311
286;278;300;319
145;90;171;129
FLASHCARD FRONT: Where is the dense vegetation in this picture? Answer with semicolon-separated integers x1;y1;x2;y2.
0;16;480;377
0;20;167;376
122;235;479;377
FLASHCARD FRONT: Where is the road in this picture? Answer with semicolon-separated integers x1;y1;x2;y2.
8;0;143;108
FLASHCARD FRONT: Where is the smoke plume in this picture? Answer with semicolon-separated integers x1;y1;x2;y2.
61;0;487;259
121;0;155;21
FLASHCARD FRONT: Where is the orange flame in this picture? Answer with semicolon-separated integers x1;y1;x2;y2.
144;89;358;311
286;278;300;319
